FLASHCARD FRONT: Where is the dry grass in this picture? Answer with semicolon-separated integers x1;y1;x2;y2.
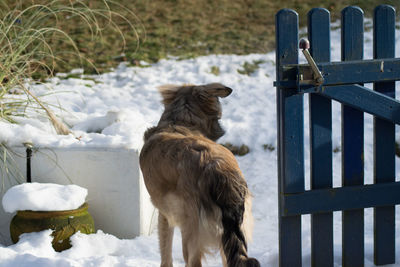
3;0;398;75
126;0;399;63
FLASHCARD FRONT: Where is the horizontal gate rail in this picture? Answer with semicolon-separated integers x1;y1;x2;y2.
282;181;400;216
276;58;400;89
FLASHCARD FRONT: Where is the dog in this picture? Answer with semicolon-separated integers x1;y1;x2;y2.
139;83;260;267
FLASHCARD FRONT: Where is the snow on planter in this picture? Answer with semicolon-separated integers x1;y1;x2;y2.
2;183;88;213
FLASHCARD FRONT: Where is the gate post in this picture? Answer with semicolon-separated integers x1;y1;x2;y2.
276;9;304;267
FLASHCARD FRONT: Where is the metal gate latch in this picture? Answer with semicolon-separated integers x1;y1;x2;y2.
299;38;324;85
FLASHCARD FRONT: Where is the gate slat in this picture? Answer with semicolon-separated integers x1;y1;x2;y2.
373;5;396;265
307;8;333;267
341;6;365;267
276;9;304;267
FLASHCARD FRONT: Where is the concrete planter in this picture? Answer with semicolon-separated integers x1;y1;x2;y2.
0;146;156;245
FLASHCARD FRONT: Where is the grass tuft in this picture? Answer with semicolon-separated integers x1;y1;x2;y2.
262;144;275;152
0;0;137;128
222;142;250;156
237;60;265;76
210;66;220;76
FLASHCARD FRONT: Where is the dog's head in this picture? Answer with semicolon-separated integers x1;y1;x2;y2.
157;83;232;141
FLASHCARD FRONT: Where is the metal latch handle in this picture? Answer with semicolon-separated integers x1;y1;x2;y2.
299;38;324;85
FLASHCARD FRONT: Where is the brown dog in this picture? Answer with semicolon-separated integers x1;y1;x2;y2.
139;83;259;267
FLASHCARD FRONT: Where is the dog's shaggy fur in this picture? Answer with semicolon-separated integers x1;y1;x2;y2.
139;83;260;267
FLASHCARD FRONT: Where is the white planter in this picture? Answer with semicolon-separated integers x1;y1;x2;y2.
0;146;156;245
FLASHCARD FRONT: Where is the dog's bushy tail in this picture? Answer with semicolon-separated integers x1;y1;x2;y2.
200;160;260;267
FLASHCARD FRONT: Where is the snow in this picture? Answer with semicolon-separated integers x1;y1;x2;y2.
2;183;88;213
0;20;400;266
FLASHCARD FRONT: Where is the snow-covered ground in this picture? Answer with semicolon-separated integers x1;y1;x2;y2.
1;21;400;266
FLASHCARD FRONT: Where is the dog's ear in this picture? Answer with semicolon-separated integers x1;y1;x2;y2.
203;83;232;98
157;85;180;106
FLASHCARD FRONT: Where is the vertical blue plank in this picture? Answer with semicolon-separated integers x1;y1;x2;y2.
308;8;333;267
341;6;364;267
276;9;304;267
373;5;396;265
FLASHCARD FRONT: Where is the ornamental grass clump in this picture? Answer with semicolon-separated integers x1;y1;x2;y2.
0;0;139;132
0;143;25;192
0;1;138;187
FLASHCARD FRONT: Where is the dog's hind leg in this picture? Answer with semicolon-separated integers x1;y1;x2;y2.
181;223;203;267
181;231;189;265
220;247;228;267
158;213;174;267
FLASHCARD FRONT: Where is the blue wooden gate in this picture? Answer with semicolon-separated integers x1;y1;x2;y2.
275;5;400;267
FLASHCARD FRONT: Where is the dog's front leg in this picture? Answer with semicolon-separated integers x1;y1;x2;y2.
158;213;174;267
